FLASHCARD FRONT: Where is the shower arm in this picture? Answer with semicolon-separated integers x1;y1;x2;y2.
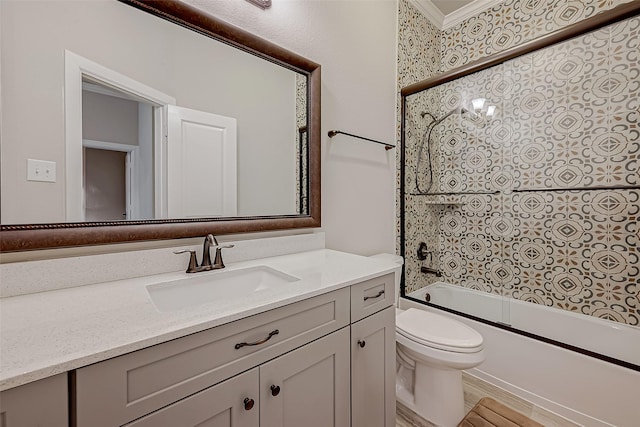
415;108;469;194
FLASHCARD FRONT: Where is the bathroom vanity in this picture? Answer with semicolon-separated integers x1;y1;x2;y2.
0;249;396;427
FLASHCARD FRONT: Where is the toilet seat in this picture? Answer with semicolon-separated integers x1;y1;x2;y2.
396;308;483;353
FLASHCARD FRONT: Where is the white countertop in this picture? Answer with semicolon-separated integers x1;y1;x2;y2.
0;249;397;391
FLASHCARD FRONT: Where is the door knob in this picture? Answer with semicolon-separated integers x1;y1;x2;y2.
271;384;281;396
243;398;255;411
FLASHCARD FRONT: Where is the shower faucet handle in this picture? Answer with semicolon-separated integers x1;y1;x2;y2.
417;242;429;260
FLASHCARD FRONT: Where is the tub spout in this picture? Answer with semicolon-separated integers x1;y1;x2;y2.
420;266;442;277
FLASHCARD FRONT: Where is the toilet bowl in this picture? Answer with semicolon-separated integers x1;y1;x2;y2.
370;254;485;427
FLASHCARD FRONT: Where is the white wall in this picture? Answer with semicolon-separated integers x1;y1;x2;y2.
183;0;399;256
82;91;139;146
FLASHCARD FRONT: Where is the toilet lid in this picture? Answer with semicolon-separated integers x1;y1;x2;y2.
396;308;483;353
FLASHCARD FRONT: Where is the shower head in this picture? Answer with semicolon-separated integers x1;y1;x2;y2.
415;106;476;194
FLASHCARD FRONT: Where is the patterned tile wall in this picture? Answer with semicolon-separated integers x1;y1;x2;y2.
441;0;633;72
398;2;640;326
397;0;443;262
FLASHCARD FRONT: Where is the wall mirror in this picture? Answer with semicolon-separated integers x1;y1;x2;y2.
0;0;320;251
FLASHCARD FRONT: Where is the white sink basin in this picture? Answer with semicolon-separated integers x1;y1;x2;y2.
146;266;300;312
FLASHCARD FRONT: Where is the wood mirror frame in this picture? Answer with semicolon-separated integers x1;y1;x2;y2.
0;0;321;252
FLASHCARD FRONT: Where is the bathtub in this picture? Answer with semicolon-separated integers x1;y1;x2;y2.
409;282;640;367
402;283;640;427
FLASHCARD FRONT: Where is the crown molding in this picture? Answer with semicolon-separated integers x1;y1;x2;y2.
408;0;445;28
409;0;504;30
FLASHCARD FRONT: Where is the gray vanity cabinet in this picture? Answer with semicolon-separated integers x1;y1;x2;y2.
125;327;350;427
68;272;395;427
351;306;396;427
0;374;67;427
260;327;351;426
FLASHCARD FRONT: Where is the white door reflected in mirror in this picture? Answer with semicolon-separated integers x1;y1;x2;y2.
167;106;237;218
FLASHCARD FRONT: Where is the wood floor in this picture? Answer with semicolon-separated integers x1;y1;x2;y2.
395;372;579;427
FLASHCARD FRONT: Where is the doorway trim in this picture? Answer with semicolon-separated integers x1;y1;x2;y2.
64;50;176;221
82;139;139;220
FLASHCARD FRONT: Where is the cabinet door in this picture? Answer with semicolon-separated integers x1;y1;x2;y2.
125;368;258;427
351;306;396;427
0;374;67;427
260;327;350;427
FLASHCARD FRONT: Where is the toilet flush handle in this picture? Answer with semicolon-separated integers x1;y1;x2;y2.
358;340;366;348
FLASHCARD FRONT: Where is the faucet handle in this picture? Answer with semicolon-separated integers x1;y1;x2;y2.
213;244;234;269
174;249;199;273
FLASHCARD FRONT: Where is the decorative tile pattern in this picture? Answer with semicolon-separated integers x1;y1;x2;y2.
295;74;308;214
397;0;443;292
399;2;640;326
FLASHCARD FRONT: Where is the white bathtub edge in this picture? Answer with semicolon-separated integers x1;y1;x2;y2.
466;369;614;427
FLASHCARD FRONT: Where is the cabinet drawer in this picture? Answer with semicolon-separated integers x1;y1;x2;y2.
75;287;349;427
350;273;394;322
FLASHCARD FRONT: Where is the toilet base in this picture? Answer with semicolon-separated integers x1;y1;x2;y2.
396;362;465;427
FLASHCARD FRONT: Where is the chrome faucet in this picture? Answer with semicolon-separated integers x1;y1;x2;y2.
174;234;234;273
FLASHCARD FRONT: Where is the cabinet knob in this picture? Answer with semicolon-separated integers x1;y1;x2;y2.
358;340;366;348
243;398;255;411
271;384;281;396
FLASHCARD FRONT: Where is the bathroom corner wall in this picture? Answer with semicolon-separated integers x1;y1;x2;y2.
399;1;640;325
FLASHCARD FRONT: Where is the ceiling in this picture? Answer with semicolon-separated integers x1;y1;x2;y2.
431;0;475;15
410;0;503;29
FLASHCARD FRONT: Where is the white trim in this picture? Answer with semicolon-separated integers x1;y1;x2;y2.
409;0;503;30
64;50;176;222
408;0;445;29
82;81;141;103
82;140;139;220
82;139;137;153
126;150;138;220
409;0;444;30
154;107;168;218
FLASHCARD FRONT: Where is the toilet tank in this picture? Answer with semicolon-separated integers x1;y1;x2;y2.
369;253;404;306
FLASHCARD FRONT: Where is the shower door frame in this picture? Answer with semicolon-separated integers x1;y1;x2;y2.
399;0;640;372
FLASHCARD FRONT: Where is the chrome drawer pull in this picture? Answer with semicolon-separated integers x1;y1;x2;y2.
235;329;279;350
364;290;385;301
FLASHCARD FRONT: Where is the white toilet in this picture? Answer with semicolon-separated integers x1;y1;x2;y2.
370;254;485;427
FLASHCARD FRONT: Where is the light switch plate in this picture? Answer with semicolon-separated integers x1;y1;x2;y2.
27;159;57;182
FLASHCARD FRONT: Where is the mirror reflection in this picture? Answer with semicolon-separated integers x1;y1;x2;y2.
1;0;308;225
